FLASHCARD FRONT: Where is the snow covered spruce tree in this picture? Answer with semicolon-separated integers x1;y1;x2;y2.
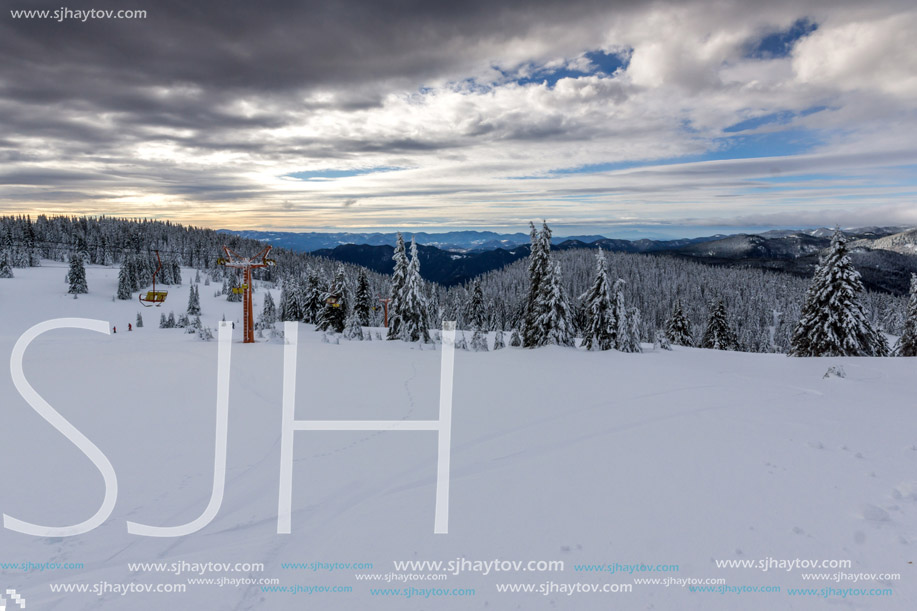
523;221;552;347
226;271;242;302
510;328;522;347
536;260;574;347
353;268;373;326
468;279;489;350
302;271;324;324
896;274;917;356
260;291;277;328
470;328;489;351
701;299;739;350
624;307;643;353
67;252;88;294
468;279;487;331
278;276;298;322
665;299;693;346
344;312;364;340
789;229;889;357
317;265;347;333
187;284;201;315
610;279;641;352
581;249;614;351
400;237;430;342
0;251;13;278
387;232;408;340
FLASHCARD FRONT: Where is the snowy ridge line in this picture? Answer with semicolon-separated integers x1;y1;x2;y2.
277;321;457;535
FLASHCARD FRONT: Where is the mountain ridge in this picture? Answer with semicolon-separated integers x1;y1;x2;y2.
224;226;917;292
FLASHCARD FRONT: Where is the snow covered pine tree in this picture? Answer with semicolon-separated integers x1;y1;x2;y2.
400;237;430;342
354;268;373;326
896;274;917;356
789;229;889;357
536;260;574;347
0;250;13;278
468;278;489;351
260;291;277;329
701;299;739;351
581;249;614;351
665;299;693;346
387;233;408;340
187;284;201;315
317;265;347;334
67;252;88;294
523;221;552;348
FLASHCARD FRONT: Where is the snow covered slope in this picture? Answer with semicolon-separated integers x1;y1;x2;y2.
0;263;915;610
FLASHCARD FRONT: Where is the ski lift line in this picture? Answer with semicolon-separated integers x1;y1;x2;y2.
218;245;274;344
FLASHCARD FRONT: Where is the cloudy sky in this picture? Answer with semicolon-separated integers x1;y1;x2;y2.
1;0;915;237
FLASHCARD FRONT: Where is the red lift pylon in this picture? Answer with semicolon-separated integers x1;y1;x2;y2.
218;245;275;343
377;296;391;328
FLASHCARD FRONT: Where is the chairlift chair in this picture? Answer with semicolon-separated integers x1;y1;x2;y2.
139;250;168;307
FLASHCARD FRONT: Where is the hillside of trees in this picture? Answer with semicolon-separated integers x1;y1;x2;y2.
2;214;911;355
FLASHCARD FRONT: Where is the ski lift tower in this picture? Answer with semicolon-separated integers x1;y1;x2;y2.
218;245;275;343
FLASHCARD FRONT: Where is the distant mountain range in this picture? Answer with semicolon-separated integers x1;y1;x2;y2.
220;226;917;293
220;229;610;252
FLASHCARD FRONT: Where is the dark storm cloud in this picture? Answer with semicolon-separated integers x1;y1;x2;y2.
2;0;626;104
0;0;648;186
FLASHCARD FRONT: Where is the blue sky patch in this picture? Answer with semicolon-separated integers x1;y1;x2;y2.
509;127;824;180
507;49;630;87
723;106;828;133
285;166;402;180
746;18;817;59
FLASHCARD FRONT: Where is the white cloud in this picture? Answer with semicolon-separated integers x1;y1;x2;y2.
793;11;917;98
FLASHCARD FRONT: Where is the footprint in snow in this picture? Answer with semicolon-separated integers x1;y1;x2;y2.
892;482;917;501
861;504;890;522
